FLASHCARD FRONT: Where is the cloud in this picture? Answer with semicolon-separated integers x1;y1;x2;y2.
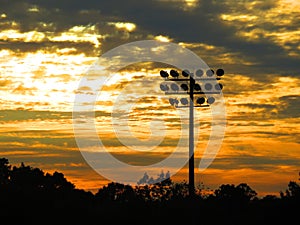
278;95;300;118
237;103;276;110
206;154;300;171
0;110;114;122
0;78;12;87
12;83;37;95
1;0;299;78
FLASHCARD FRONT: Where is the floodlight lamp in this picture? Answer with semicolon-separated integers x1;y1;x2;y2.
195;69;204;77
207;97;215;104
215;83;223;90
196;97;205;105
216;69;224;76
180;83;189;91
169;98;176;106
170;69;179;77
169;98;179;106
182;70;190;77
171;83;179;91
160;84;169;91
206;69;214;77
204;83;213;91
194;83;201;91
180;98;189;105
160;70;169;78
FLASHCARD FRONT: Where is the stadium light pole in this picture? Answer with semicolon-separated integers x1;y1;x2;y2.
159;68;224;196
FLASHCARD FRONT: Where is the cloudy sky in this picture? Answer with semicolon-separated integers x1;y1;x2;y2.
0;0;300;196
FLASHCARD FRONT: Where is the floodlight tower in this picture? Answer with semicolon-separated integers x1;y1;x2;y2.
159;68;224;196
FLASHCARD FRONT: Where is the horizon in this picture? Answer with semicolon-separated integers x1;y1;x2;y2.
2;156;299;198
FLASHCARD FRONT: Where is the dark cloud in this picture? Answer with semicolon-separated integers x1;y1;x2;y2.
0;134;77;149
0;110;67;121
206;154;300;170
1;0;299;77
0;110;111;121
0;41;97;55
237;103;277;110
278;95;300;118
110;151;172;166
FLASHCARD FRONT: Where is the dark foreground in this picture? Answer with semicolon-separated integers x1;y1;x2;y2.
0;158;299;225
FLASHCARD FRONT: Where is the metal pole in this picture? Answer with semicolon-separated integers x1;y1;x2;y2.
189;76;195;196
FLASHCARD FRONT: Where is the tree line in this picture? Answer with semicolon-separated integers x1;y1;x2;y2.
0;158;299;225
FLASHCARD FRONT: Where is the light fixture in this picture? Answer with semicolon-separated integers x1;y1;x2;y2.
206;69;214;77
182;70;190;77
194;83;201;91
195;69;203;77
171;83;179;91
215;83;223;90
207;97;215;104
180;98;189;105
181;83;189;91
196;97;205;104
159;67;224;196
216;68;224;76
160;70;169;78
204;83;213;90
170;69;179;78
160;84;169;91
169;98;179;106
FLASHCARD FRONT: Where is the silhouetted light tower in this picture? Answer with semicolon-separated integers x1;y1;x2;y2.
159;68;224;196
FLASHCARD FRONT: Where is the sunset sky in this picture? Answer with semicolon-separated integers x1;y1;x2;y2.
0;0;300;196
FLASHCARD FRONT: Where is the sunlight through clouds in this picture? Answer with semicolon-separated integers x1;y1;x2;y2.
184;0;200;9
154;35;172;42
158;0;200;10
49;25;102;48
108;22;137;32
0;50;97;111
0;29;45;42
219;0;300;58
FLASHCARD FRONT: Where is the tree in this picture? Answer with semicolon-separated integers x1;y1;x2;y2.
0;158;11;186
214;183;257;203
45;171;75;191
282;181;300;199
280;172;300;199
95;182;135;203
10;162;45;190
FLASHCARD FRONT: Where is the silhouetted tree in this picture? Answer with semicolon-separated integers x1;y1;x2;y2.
1;157;300;225
170;180;189;200
214;183;257;203
95;182;136;203
44;171;75;191
0;158;10;186
8;162;46;195
281;180;300;200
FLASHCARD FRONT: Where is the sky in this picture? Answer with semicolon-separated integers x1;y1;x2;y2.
0;0;300;196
